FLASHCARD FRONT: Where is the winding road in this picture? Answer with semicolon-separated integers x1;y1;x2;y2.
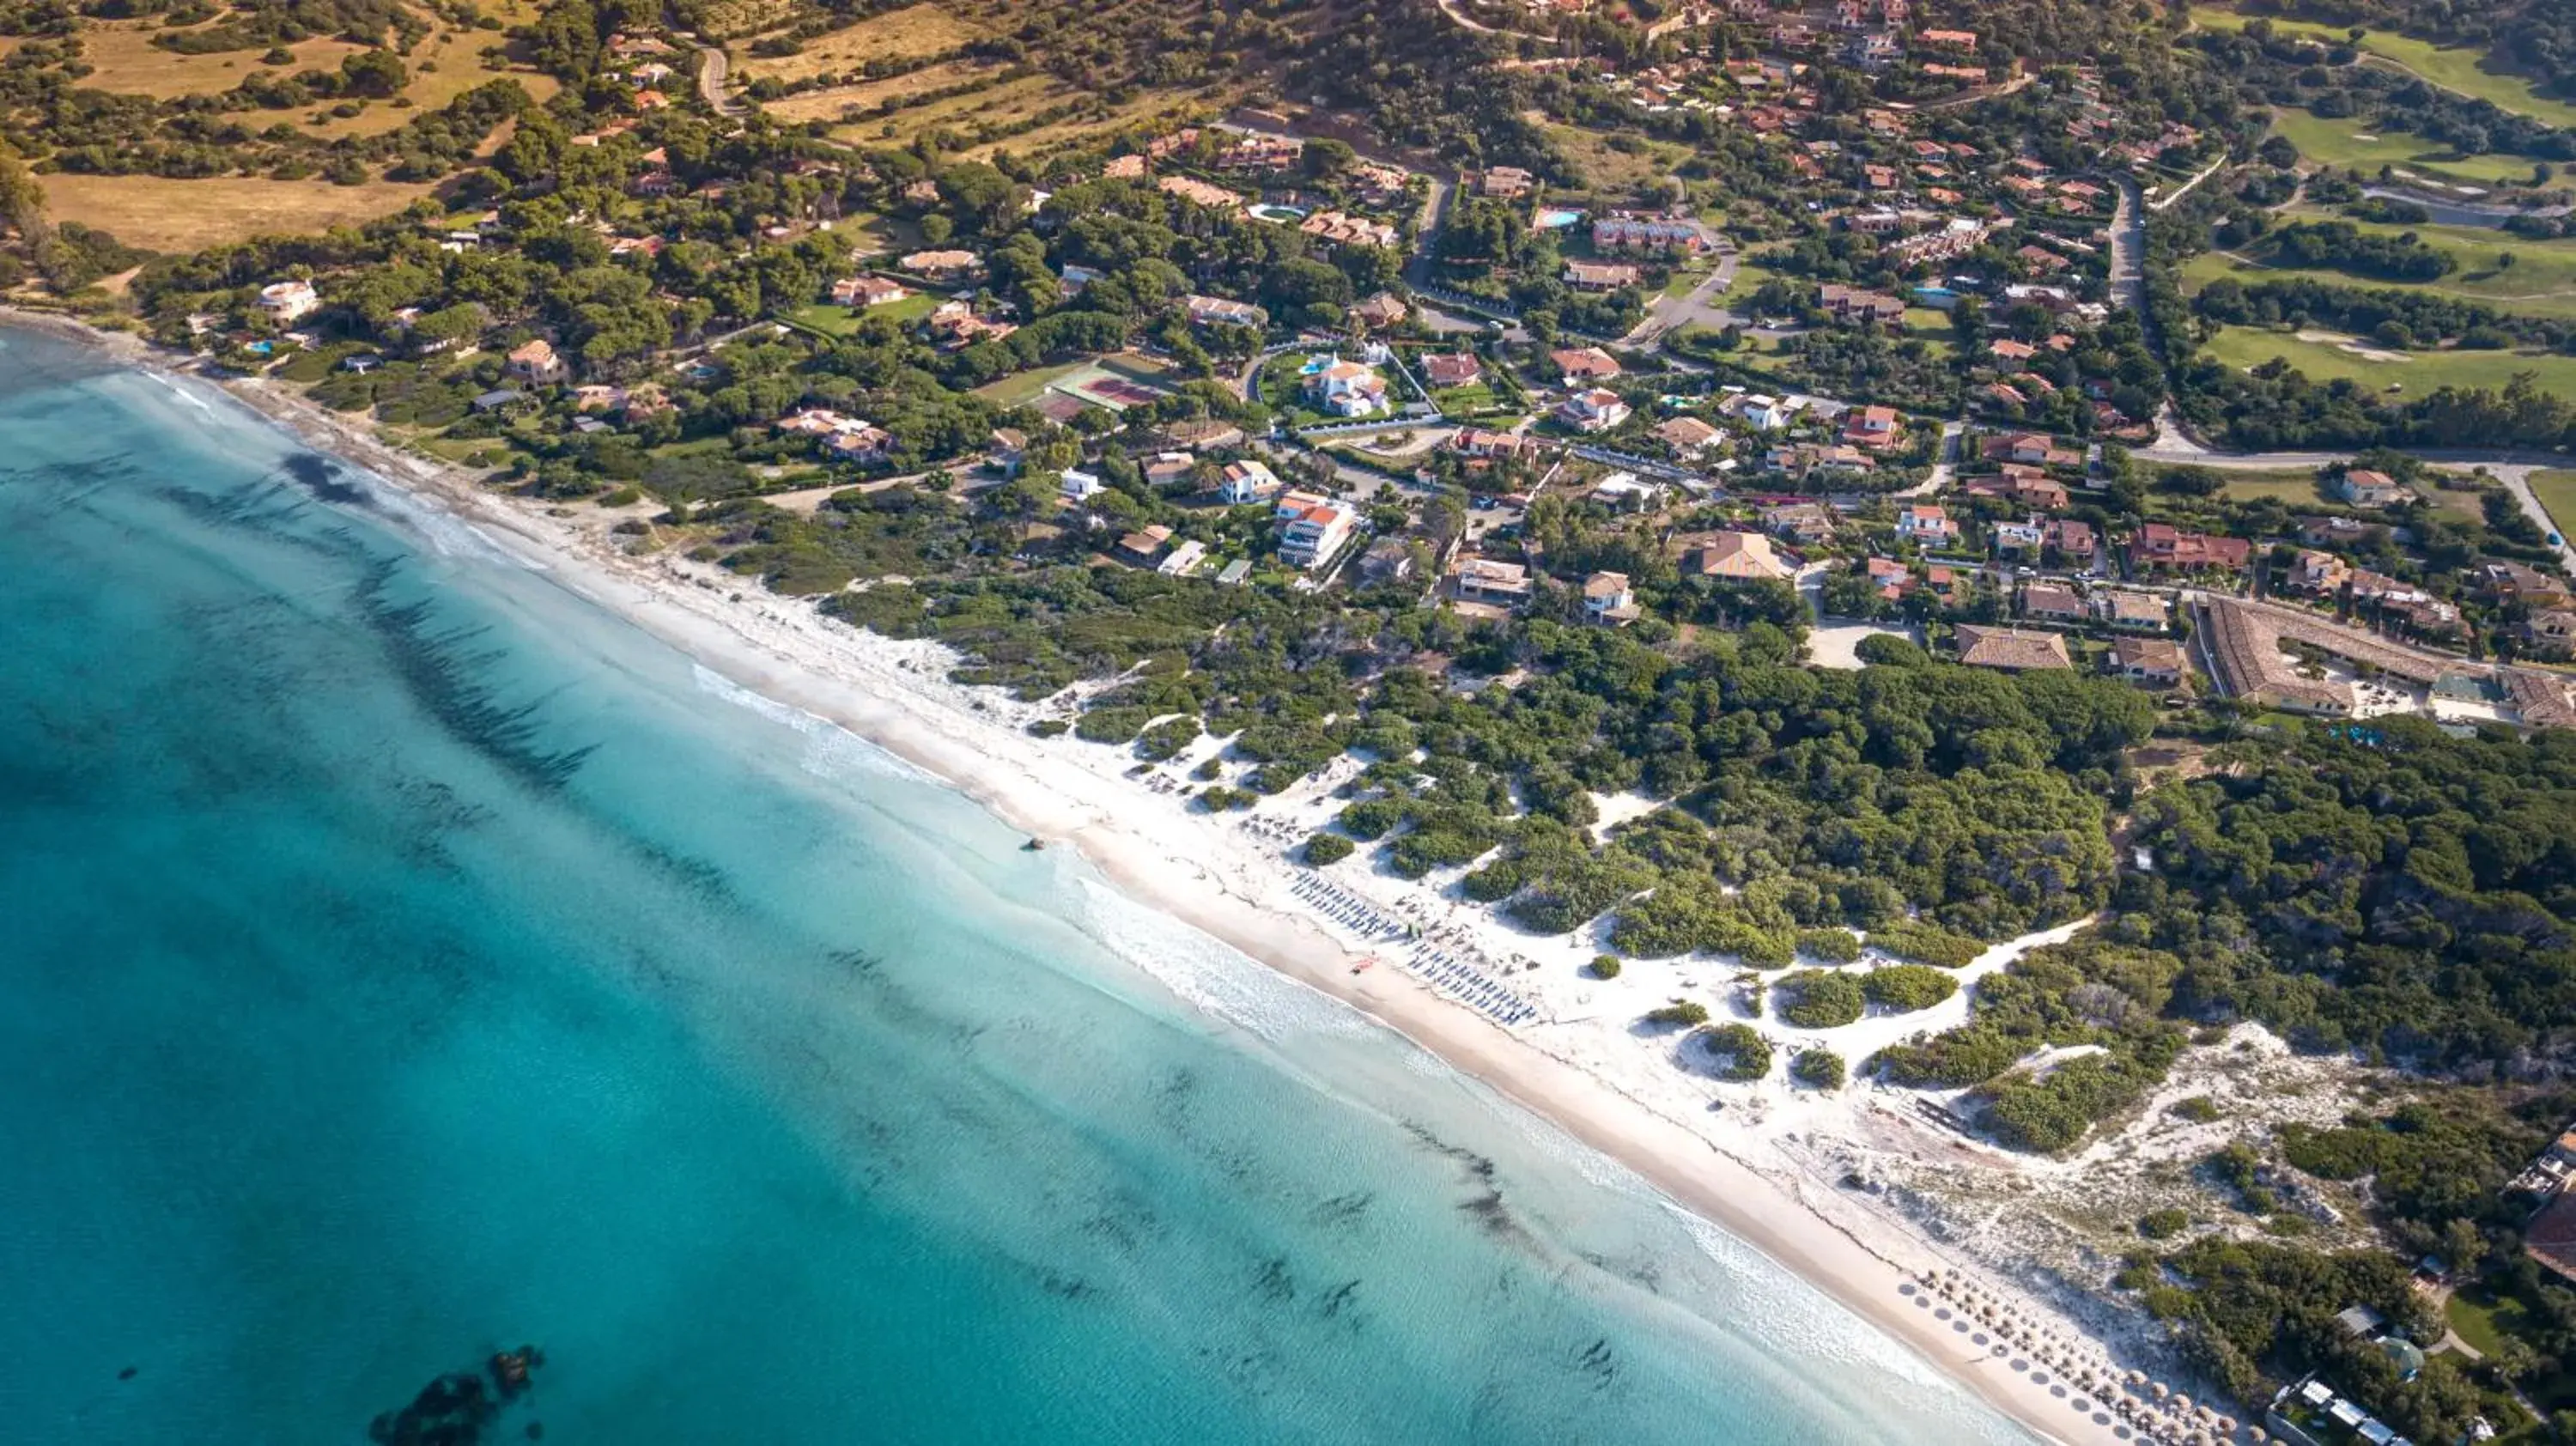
692;40;744;117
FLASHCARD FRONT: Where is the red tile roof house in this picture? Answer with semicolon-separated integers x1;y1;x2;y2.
1982;432;2083;468
2008;471;2069;510
2336;468;2409;508
1657;415;1722;454
2020;583;2087;624
1551;347;1623;384
1564;260;1643;291
830;276;909;307
1421;353;1482;388
1449;427;1528;459
1954;625;2072;671
2128;523;2251;574
2044;517;2097;564
1692;531;1797;581
1896;503;1956;546
1863;556;1915;603
1843;405;1902;450
505;338;568;385
1556;388;1632;434
1819;283;1907;328
2111;636;2186;687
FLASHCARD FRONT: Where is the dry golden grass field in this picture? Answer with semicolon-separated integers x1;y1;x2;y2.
72;13;557;140
76;23;368;96
759;58;999;123
41;173;439;252
734;3;982;84
739;1;1248;159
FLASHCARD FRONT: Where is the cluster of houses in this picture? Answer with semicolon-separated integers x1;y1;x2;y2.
1099;125;1419;255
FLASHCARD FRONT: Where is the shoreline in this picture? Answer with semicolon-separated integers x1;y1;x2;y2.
17;310;2153;1444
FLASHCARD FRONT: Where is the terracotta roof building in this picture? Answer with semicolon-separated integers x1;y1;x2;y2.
1953;625;2071;671
2111;637;2185;686
1692;531;1796;581
1421;353;1482;388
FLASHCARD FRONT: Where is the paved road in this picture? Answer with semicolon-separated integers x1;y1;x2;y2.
2505;469;2576;571
2110;174;2218;460
1913;70;2036;112
695;43;743;116
2107;178;2147;317
2148;155;2227;213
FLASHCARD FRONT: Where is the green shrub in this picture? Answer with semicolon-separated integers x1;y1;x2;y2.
1303;832;1355;866
1643;1001;1710;1027
2138;1208;2190;1240
1856;634;1929;667
2168;1096;2221;1124
1862;964;1959;1012
1590;954;1622;980
1198;787;1257;811
1867;922;1987;969
1136;714;1201;762
1701;1023;1772;1081
1075;706;1153;744
1337;797;1410;841
1796;927;1862;963
598;485;643;507
1778;969;1865;1028
1793;1048;1846;1090
1984;1048;2176;1153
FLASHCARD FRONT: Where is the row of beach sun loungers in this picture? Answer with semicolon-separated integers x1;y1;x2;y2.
1287;872;1538;1029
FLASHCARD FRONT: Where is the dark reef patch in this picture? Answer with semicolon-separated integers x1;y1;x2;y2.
279;451;372;508
349;558;595;793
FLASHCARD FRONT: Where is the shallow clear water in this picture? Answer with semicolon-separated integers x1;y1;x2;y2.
0;333;2032;1444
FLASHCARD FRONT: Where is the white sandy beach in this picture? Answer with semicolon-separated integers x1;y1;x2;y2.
10;309;2253;1446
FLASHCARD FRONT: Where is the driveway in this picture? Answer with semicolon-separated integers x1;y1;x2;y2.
1623;250;1742;345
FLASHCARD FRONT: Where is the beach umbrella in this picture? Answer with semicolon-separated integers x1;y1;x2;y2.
2174;1394;2192;1412
2129;1370;2148;1386
2152;1382;2169;1400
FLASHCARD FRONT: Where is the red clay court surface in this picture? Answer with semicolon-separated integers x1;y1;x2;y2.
1070;377;1163;407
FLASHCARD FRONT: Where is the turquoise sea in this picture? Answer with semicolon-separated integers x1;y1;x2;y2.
0;331;2032;1444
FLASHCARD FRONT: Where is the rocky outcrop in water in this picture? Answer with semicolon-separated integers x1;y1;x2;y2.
367;1346;545;1446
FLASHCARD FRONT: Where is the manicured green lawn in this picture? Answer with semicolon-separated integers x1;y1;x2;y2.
1722;257;1784;308
2446;1285;2530;1358
2181;222;2576;321
2194;6;2576;127
2219;469;2330;505
970;359;1089;404
1662;264;1713;298
1434;381;1501;415
2265;107;2543;187
2530;470;2576;542
2201;325;2576;396
781;294;940;336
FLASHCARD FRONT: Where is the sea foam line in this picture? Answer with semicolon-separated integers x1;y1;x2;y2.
1066;874;1376;1048
691;662;944;787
